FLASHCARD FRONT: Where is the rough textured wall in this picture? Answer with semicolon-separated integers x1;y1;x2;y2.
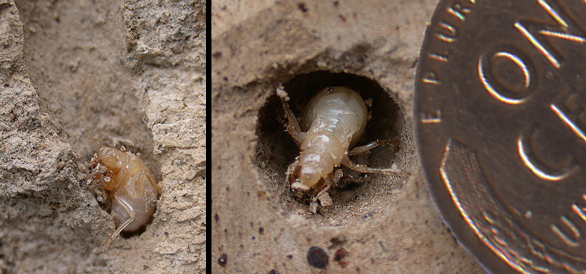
0;0;206;273
212;0;486;273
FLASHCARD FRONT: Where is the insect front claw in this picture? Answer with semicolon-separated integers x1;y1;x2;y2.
291;182;310;191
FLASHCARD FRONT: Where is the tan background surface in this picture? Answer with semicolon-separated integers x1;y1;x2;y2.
0;0;206;273
212;0;487;273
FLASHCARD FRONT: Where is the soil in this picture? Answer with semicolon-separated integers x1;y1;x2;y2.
212;0;487;273
0;0;206;273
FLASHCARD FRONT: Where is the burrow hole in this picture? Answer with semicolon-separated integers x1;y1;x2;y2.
255;71;406;215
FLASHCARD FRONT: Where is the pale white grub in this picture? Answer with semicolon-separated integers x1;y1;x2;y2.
279;86;403;211
92;145;159;244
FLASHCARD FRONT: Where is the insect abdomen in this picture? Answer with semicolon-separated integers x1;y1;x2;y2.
297;87;368;188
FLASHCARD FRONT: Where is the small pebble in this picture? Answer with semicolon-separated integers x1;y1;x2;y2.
307;246;329;269
218;253;227;267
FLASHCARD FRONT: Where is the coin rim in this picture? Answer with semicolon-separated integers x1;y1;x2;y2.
414;0;523;273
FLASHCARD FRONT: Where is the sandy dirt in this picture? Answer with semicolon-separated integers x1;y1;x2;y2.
212;0;487;273
0;0;206;273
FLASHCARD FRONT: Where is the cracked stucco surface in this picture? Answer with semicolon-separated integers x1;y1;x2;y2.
212;0;486;273
0;0;206;273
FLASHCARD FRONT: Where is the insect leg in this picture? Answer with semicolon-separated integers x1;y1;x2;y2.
85;130;105;147
347;139;400;156
341;155;403;175
315;177;333;204
105;197;136;245
285;157;303;187
146;170;160;192
309;179;333;213
313;179;332;203
277;89;307;143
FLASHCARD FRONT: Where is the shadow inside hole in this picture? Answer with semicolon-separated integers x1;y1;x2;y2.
118;216;153;239
256;71;402;208
88;144;159;240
